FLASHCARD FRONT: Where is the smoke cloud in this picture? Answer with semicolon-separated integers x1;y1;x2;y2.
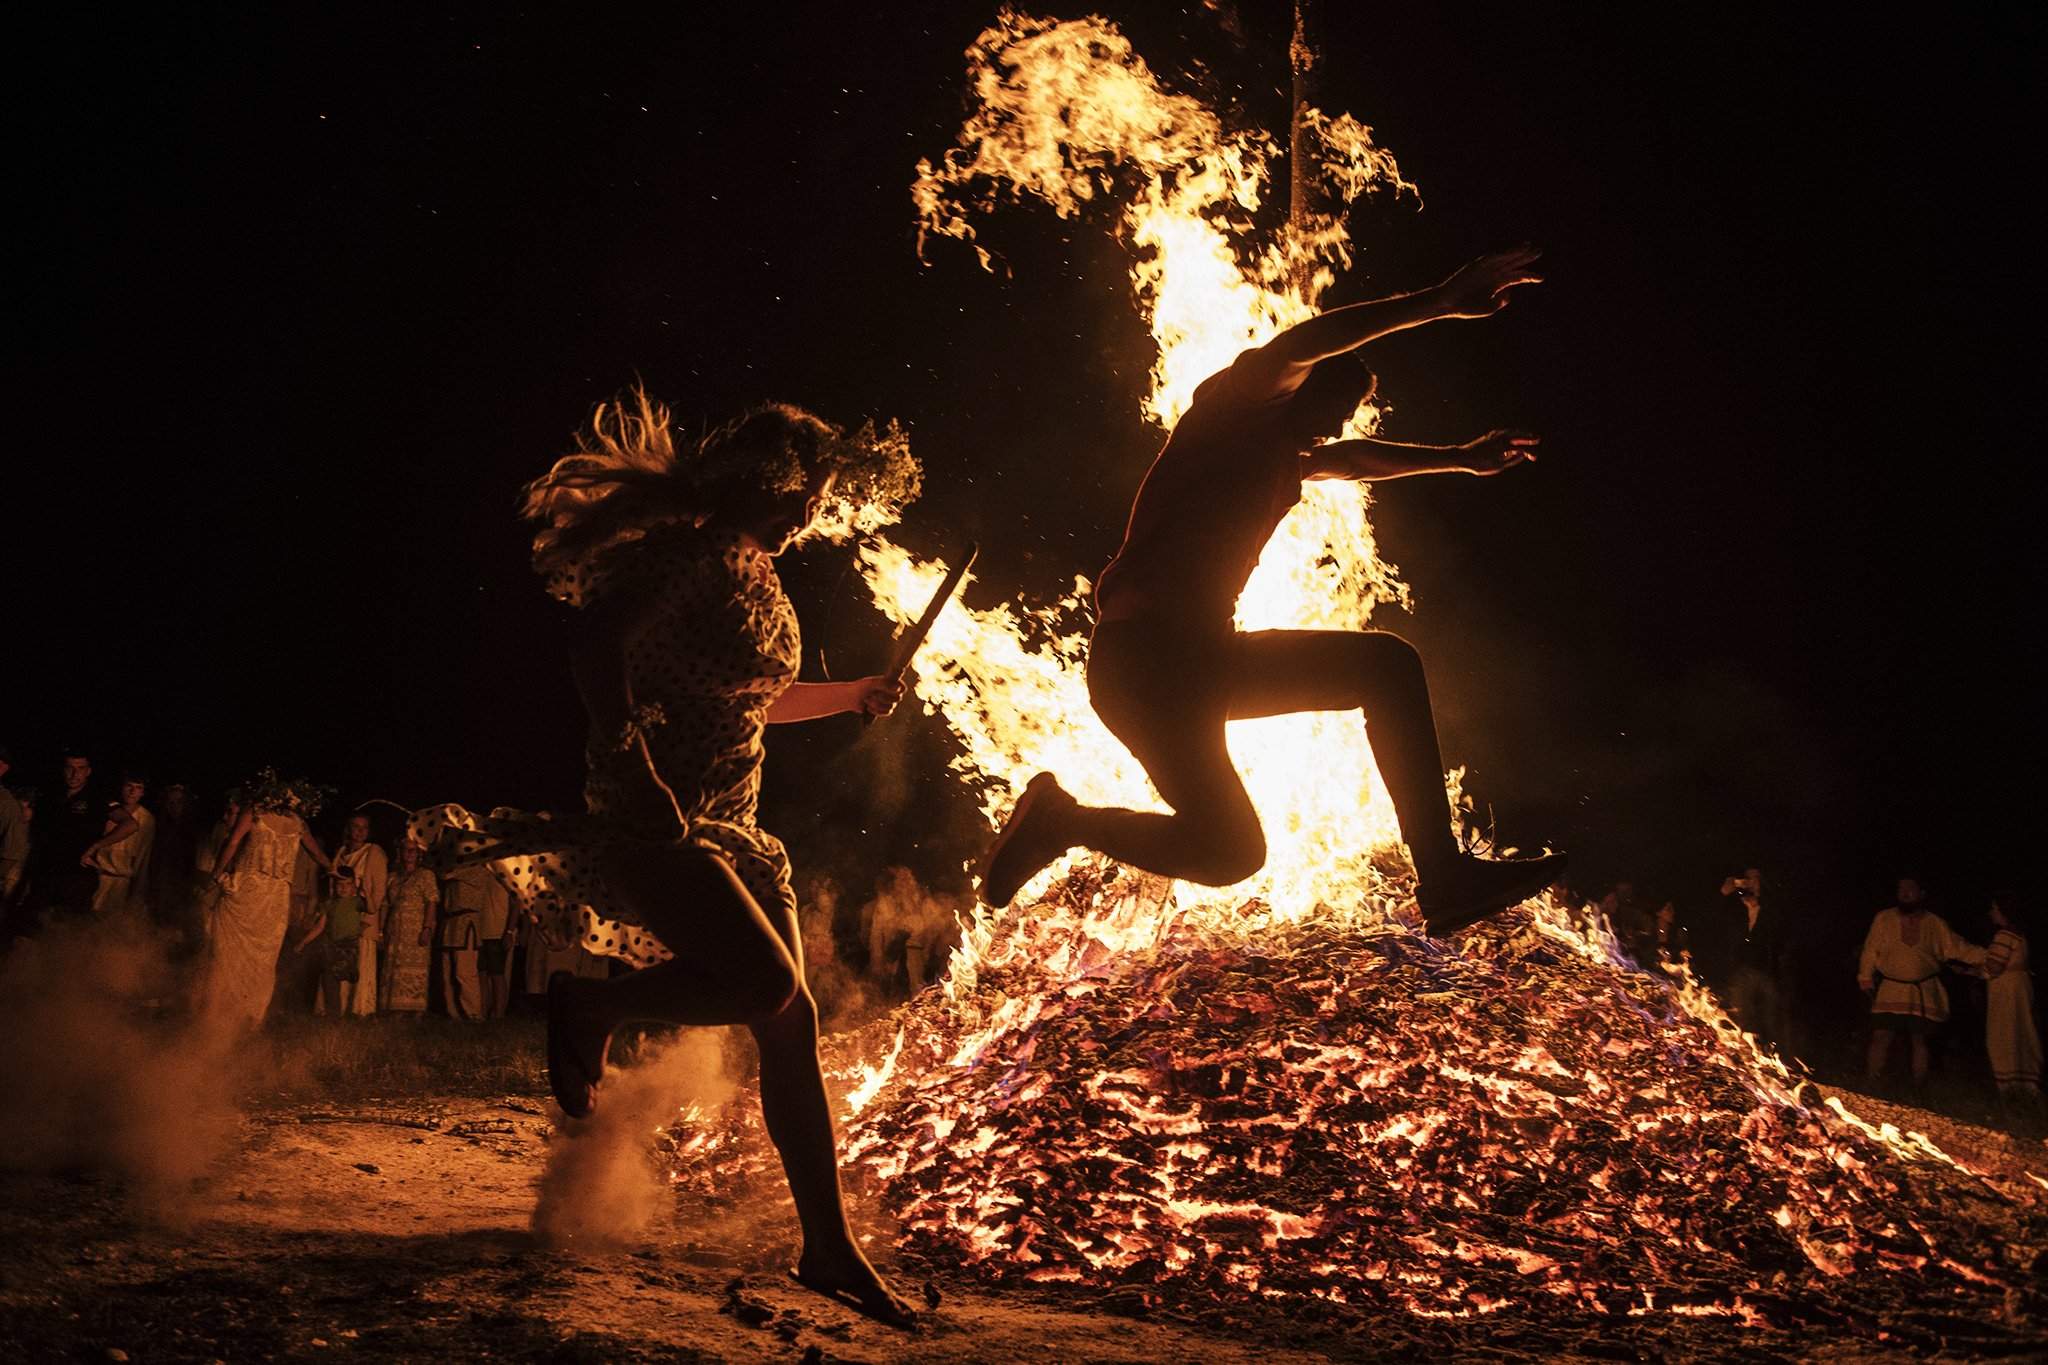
0;916;239;1221
530;1029;735;1249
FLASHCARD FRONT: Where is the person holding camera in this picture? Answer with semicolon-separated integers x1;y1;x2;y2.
1720;868;1783;1044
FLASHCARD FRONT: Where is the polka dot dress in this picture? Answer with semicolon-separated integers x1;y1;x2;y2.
410;526;799;969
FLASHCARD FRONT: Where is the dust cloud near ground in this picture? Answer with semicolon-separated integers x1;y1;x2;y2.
530;1029;735;1249
0;916;239;1221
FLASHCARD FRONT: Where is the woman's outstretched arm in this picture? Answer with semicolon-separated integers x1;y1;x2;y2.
765;676;906;724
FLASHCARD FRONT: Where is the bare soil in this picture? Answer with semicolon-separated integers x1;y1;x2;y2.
1;1086;2041;1363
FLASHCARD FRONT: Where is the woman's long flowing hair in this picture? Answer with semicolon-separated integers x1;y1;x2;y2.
520;387;918;576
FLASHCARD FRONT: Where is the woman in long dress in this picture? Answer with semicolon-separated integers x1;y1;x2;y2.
196;775;332;1032
413;391;920;1323
380;837;437;1012
1984;893;2042;1109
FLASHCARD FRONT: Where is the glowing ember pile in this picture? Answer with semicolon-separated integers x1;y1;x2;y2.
657;11;2047;1346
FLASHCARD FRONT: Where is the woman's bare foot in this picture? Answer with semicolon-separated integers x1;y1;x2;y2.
790;1241;919;1328
546;974;612;1119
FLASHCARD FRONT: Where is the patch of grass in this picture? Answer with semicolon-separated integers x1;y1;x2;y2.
247;1014;549;1104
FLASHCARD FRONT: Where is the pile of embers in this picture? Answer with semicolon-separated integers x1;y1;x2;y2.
665;865;2048;1347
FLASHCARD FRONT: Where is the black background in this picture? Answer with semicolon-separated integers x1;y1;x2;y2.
11;4;2040;1009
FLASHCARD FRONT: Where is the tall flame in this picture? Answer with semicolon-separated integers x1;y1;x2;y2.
874;10;1430;924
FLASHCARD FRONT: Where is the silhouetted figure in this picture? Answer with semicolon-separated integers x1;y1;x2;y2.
1601;880;1655;950
1721;868;1782;1043
411;391;919;1325
982;248;1564;931
1859;877;1983;1088
0;745;26;909
1629;901;1689;968
33;749;106;918
146;782;207;953
1983;892;2042;1113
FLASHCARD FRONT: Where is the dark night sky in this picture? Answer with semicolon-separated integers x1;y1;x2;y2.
11;4;2040;967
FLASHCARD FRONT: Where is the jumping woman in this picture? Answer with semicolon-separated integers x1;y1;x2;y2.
413;391;920;1324
982;246;1566;932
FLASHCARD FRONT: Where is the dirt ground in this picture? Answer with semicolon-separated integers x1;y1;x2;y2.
0;1094;1348;1364
2;1086;2042;1363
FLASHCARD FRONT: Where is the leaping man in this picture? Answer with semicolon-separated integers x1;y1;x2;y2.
981;246;1566;933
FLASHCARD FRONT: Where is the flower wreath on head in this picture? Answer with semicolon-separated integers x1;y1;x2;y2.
240;767;336;820
804;416;922;543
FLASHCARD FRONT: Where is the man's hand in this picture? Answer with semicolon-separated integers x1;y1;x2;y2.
855;673;911;719
1459;430;1540;475
1434;245;1543;319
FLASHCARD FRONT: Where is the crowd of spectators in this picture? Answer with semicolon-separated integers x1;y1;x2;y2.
2;744;2035;1120
0;745;955;1032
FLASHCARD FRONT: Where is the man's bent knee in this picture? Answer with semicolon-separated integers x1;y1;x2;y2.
1181;818;1266;886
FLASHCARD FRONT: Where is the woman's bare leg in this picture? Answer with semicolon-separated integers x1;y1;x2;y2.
563;843;913;1323
573;844;801;1031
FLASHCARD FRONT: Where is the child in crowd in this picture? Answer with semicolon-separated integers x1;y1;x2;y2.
296;864;367;1018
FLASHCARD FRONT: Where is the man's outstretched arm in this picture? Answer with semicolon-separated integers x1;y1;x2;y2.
1303;430;1540;481
1258;245;1544;376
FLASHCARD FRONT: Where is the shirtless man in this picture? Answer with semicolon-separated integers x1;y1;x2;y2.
982;247;1564;933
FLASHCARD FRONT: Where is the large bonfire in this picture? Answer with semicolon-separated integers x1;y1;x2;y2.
668;10;2047;1347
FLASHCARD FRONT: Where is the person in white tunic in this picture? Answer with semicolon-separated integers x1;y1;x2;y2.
1858;877;1984;1087
330;814;388;1015
195;775;332;1033
84;775;154;915
1982;893;2041;1109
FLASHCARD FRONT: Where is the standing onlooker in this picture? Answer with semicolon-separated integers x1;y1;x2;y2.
1599;881;1654;950
195;775;332;1033
84;773;153;915
0;746;27;907
35;749;107;917
330;813;388;1016
380;837;438;1013
1983;892;2042;1111
476;871;518;1020
1721;868;1782;1044
146;782;207;950
438;862;504;1021
1631;901;1690;968
295;865;368;1020
1858;876;1984;1088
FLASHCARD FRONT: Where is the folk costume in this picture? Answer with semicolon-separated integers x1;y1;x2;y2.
1857;906;1983;1030
411;526;798;971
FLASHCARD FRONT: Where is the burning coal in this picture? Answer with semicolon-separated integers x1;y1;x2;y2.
668;878;2044;1336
